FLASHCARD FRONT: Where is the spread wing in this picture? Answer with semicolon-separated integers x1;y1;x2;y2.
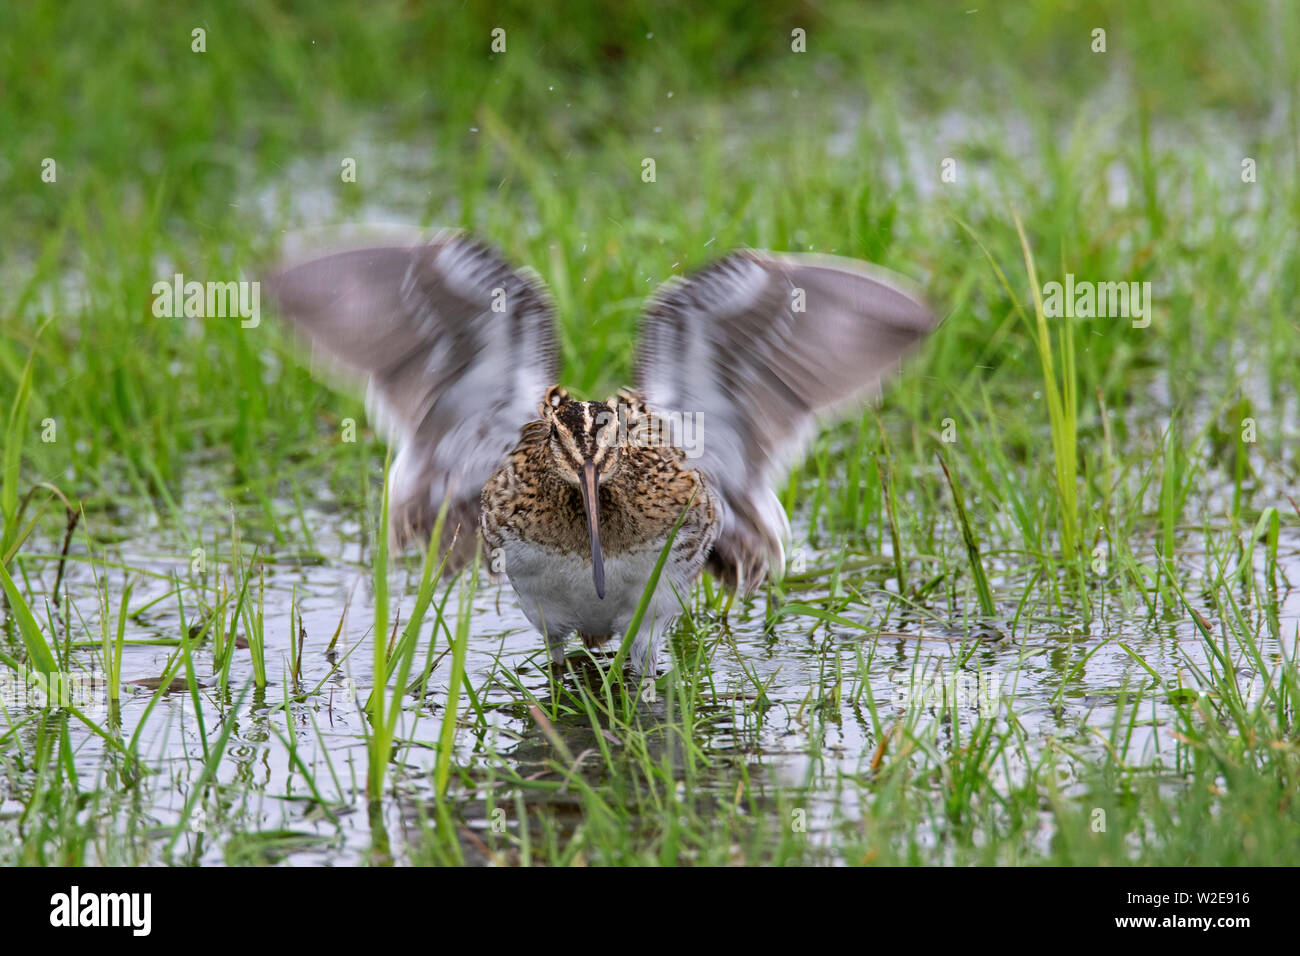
634;251;938;590
266;231;559;569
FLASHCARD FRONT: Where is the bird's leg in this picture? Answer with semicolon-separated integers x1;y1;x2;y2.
529;604;568;670
721;587;738;620
627;617;670;703
544;629;568;668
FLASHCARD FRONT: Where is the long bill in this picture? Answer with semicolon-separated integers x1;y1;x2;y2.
579;458;605;599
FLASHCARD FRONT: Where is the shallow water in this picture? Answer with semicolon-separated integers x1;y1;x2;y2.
4;475;1295;864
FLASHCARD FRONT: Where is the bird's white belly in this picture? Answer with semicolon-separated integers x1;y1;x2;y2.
501;538;687;640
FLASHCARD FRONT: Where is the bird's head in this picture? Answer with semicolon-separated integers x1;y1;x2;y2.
539;386;626;598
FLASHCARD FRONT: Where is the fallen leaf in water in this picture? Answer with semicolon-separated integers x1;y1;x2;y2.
129;676;197;693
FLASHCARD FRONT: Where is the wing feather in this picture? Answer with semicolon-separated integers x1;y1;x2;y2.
635;250;937;590
266;231;559;567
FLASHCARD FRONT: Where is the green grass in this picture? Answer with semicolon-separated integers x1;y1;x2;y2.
1;0;1299;865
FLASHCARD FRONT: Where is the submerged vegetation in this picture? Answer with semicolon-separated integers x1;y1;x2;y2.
1;0;1298;865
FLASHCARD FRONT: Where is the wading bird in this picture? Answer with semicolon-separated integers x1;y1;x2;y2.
269;231;936;688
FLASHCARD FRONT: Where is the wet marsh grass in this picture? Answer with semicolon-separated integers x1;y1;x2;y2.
2;0;1300;865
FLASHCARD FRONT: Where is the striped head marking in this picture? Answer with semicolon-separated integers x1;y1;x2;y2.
539;388;624;599
542;392;623;484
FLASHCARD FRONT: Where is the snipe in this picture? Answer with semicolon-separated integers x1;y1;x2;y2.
269;231;937;683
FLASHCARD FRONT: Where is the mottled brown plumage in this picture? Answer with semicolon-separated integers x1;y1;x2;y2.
480;387;717;672
482;388;712;559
